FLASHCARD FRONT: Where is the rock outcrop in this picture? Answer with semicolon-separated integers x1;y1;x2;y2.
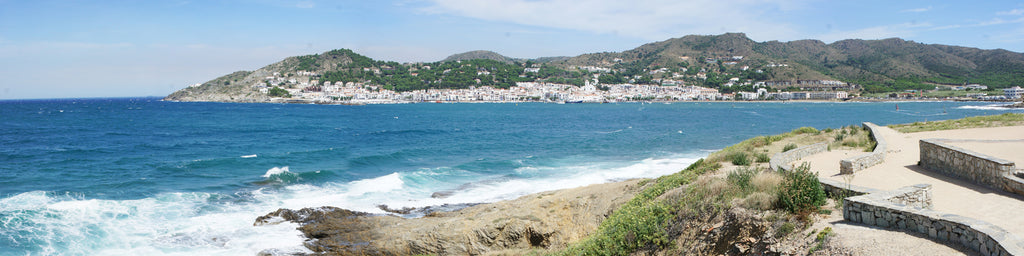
256;180;647;255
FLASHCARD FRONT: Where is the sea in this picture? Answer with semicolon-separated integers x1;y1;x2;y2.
0;98;1020;255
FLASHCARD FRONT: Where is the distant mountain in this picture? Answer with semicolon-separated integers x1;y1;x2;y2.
442;50;518;64
166;33;1024;102
548;33;1024;91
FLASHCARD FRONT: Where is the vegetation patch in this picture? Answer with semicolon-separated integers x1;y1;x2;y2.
560;123;856;255
778;163;827;216
729;152;751;166
807;227;833;254
558;159;721;255
782;143;798;152
889;113;1024;133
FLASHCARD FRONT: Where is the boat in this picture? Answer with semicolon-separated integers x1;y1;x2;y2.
563;100;584;104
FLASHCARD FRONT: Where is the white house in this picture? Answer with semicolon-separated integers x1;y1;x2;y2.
1004;86;1024;99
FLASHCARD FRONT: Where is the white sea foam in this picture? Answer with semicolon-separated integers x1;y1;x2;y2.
281;154;705;214
0;154;704;254
345;172;404;196
957;103;1020;111
262;166;290;178
0;190;311;256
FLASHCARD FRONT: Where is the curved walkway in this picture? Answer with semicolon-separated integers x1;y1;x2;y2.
797;125;1024;238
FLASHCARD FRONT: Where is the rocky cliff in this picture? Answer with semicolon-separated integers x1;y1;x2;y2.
255;180;647;255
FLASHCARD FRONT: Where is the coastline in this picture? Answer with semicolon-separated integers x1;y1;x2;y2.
160;97;1017;105
256;115;1024;255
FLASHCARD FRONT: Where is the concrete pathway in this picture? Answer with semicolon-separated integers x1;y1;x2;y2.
795;125;1024;237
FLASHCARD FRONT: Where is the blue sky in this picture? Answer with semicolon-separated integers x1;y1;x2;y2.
1;0;1023;99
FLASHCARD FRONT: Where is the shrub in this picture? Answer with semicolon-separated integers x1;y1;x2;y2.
849;126;860;135
730;152;750;166
792;126;819;135
756;153;771;163
865;141;877;152
834;133;846;142
775;222;796;238
728;167;758;190
778;163;826;215
782;143;798;152
823;128;834;133
559;159;721;255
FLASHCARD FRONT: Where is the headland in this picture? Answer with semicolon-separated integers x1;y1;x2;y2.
253;113;1024;255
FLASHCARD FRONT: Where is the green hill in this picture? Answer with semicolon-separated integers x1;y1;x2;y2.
166;33;1024;102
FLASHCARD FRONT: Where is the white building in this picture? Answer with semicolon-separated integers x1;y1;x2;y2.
1005;86;1024;99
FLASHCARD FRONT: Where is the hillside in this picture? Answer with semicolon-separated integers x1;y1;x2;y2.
165;33;1024;102
441;50;519;64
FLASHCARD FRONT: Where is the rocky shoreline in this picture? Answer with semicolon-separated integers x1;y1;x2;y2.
255;180;647;255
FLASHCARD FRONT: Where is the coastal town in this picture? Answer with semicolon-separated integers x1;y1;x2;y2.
233;70;1024;104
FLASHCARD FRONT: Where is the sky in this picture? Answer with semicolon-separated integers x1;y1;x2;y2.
1;0;1023;99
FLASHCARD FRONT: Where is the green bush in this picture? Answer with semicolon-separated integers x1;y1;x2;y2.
559;159;721;255
823;128;834;133
756;153;770;163
778;163;826;215
782;143;798;152
792;127;819;135
727;167;758;190
834;133;846;142
730;152;750;166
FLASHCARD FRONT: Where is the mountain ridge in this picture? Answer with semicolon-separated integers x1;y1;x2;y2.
165;33;1024;102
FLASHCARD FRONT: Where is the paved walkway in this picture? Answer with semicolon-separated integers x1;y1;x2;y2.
795;125;1024;237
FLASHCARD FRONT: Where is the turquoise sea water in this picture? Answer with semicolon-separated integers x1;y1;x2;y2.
0;98;1020;255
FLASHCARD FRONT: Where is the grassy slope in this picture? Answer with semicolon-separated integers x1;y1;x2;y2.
889;113;1024;133
554;113;1023;255
554;125;872;255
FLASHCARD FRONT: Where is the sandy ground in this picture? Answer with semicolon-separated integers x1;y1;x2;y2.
794;125;1024;255
809;200;978;256
943;140;1024;166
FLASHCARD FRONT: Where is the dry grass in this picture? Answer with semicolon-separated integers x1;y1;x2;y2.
751;171;784;192
889;113;1024;133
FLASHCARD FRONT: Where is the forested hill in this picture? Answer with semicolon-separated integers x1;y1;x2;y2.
165;33;1024;102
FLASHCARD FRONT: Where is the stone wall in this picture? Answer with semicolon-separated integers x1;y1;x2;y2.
770;142;828;171
920;139;1024;197
821;177;1024;255
839;122;886;174
843;187;1024;256
818;177;877;198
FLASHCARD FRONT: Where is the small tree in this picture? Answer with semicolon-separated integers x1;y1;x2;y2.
268;86;291;98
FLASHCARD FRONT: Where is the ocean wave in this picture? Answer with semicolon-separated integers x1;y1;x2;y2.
956;103;1021;111
276;153;706;216
0;190;310;256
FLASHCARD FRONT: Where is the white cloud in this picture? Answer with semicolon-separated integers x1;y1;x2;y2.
816;22;931;43
295;1;314;8
928;16;1024;31
900;6;931;13
997;8;1024;16
420;0;806;42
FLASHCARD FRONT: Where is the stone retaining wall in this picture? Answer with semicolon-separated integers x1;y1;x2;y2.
920;139;1024;197
843;188;1024;256
770;142;828;171
839;122;886;174
818;177;877;198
